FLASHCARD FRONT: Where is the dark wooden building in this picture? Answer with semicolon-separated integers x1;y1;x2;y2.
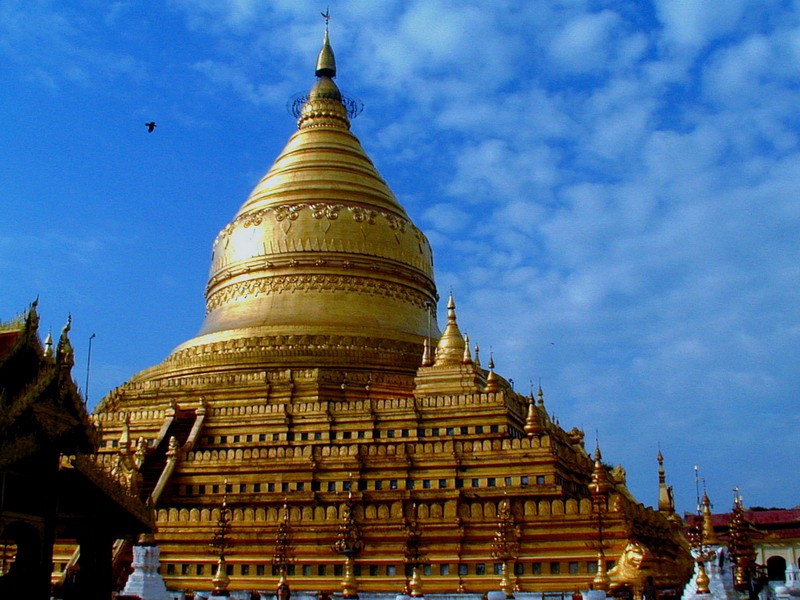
0;302;152;599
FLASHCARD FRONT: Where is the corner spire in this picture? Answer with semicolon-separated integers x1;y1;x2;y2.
43;329;54;359
433;294;466;366
657;449;676;515
523;394;545;438
702;492;719;544
590;445;613;495
485;352;499;393
462;334;473;364
57;315;74;368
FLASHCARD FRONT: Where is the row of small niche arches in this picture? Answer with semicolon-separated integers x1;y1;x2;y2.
97;389;513;422
156;496;609;524
185;436;550;462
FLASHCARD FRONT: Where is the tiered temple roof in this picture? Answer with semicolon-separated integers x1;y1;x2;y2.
0;303;151;598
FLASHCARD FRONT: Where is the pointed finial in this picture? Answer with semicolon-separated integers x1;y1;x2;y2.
485;351;499;393
316;9;336;78
657;448;675;514
462;334;472;364
474;344;481;368
57;314;74;367
524;393;544;438
25;297;40;332
695;465;702;514
433;292;466;367
591;443;612;495
702;490;719;544
594;430;601;458
43;329;54;359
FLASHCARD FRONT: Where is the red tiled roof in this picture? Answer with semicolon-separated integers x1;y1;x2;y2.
0;328;22;357
685;508;800;540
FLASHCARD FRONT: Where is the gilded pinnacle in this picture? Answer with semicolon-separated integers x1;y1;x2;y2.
434;294;466;366
316;27;336;78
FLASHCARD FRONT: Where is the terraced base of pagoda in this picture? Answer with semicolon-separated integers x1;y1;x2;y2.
123;332;424;388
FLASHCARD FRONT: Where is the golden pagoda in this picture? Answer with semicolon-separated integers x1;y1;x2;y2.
57;23;693;598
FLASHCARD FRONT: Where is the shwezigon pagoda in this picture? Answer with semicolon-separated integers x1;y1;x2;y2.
51;25;693;599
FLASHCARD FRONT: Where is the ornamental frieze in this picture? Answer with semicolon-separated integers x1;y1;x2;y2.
215;202;420;247
206;254;435;292
309;203;343;220
205;273;431;313
165;333;419;366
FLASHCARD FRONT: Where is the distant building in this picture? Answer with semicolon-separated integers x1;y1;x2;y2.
686;504;800;582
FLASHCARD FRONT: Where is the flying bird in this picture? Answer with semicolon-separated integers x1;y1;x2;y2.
145;121;157;133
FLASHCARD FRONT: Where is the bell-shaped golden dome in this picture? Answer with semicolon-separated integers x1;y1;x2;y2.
141;29;439;382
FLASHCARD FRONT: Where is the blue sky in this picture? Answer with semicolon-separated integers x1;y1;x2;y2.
1;0;799;515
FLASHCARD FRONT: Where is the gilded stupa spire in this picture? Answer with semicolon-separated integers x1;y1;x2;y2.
43;329;53;359
657;449;675;515
462;334;472;364
590;446;613;495
316;10;336;77
484;352;500;393
701;491;719;545
433;294;466;366
164;11;438;388
523;392;544;438
299;13;349;131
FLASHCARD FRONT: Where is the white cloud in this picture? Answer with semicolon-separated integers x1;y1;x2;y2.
193;60;292;106
654;0;751;49
422;202;472;235
0;1;144;88
549;10;623;73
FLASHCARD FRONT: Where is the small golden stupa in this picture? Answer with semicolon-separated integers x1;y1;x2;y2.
55;20;693;598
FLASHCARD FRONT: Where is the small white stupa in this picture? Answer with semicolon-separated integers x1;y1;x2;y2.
121;538;171;600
